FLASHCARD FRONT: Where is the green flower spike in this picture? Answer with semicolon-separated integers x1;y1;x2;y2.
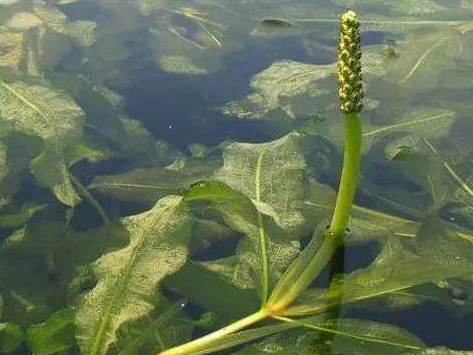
338;10;363;115
330;10;363;236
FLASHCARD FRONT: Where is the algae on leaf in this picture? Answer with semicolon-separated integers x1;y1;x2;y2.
75;195;193;355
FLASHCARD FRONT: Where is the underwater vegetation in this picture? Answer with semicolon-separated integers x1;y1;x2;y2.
1;0;473;355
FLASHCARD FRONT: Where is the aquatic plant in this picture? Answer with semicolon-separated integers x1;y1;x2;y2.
1;1;473;355
150;11;364;355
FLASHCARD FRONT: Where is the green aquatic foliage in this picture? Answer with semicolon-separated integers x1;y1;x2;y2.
0;2;96;76
0;322;24;353
75;196;192;355
0;76;85;206
26;308;75;355
221;60;335;120
0;1;472;355
159;55;208;75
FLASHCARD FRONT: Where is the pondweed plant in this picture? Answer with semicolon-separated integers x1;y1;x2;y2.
157;11;364;355
2;1;473;355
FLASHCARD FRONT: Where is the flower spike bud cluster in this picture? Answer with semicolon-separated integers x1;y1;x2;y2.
338;10;363;115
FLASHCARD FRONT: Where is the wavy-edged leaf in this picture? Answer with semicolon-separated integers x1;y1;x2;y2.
404;347;473;355
216;132;308;234
184;180;298;304
276;316;424;352
325;109;456;154
221;60;335;120
90;155;220;206
26;308;75;355
115;299;188;355
0;77;85;206
0;322;25;353
188;322;299;355
75;195;192;355
286;215;473;316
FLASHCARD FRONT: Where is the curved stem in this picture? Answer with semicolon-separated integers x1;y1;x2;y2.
158;309;269;355
71;175;110;224
329;114;362;235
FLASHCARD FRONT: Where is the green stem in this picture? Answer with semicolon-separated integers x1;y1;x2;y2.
157;309;269;355
71;175;110;224
157;114;363;355
267;227;340;313
329;114;362;235
266;114;362;311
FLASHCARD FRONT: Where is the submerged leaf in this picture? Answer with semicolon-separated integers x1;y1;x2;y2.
26;308;75;355
216;132;308;234
90;155;220;206
0;77;85;206
404;348;473;355
324;108;456;154
189;323;298;355
184;180;298;304
276;316;424;352
286;215;473;316
159;55;207;75
75;195;192;355
0;322;25;353
165;261;258;324
221;60;334;120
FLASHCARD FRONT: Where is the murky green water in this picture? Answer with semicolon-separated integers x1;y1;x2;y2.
1;1;473;354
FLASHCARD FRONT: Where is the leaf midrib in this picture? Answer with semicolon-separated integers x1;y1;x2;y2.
363;112;453;138
89;202;175;355
0;81;60;142
255;145;270;304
